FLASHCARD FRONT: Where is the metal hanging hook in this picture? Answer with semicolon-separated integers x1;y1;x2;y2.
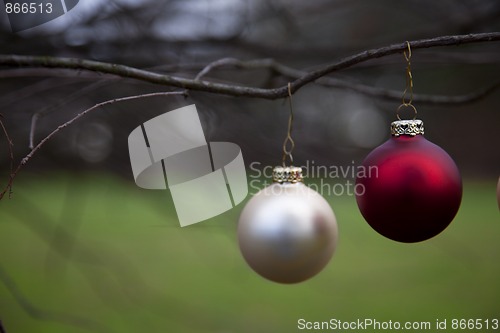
402;41;414;106
397;41;418;120
403;40;412;62
396;103;417;121
282;83;295;167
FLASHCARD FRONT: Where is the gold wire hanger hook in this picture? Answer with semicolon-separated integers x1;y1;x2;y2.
401;41;414;106
404;40;411;62
397;41;418;120
282;83;295;167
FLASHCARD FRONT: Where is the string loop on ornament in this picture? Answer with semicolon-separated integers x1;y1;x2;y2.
282;83;295;167
396;103;417;120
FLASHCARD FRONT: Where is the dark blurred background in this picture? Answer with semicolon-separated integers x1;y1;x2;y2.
1;2;500;333
1;0;499;179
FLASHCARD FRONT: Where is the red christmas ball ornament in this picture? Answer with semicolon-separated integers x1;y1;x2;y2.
356;119;462;243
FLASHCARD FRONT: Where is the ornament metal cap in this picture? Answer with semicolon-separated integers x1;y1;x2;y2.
391;119;424;137
273;166;303;184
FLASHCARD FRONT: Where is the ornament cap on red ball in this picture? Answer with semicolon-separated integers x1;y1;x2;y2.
356;119;462;243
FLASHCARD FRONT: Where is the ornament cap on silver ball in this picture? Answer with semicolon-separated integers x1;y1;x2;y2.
272;166;303;184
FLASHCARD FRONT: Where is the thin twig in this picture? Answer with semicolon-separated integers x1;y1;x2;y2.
0;91;185;200
28;80;110;149
194;57;242;81
188;58;244;97
0;33;499;99
28;113;40;150
0;114;14;198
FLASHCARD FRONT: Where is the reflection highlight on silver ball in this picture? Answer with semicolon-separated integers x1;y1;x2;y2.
238;182;338;284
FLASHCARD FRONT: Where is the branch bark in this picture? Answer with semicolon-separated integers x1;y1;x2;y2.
1;32;499;99
187;57;500;105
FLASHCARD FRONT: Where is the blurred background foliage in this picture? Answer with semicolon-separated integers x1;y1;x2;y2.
0;0;499;332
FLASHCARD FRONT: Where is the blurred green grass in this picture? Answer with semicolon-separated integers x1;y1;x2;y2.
0;173;499;333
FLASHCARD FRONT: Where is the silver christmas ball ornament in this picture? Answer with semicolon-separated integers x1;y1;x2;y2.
238;166;338;284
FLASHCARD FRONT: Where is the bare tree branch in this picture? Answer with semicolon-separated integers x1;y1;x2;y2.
290;33;500;93
0;114;14;198
0;91;185;200
1;33;499;99
188;57;500;104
